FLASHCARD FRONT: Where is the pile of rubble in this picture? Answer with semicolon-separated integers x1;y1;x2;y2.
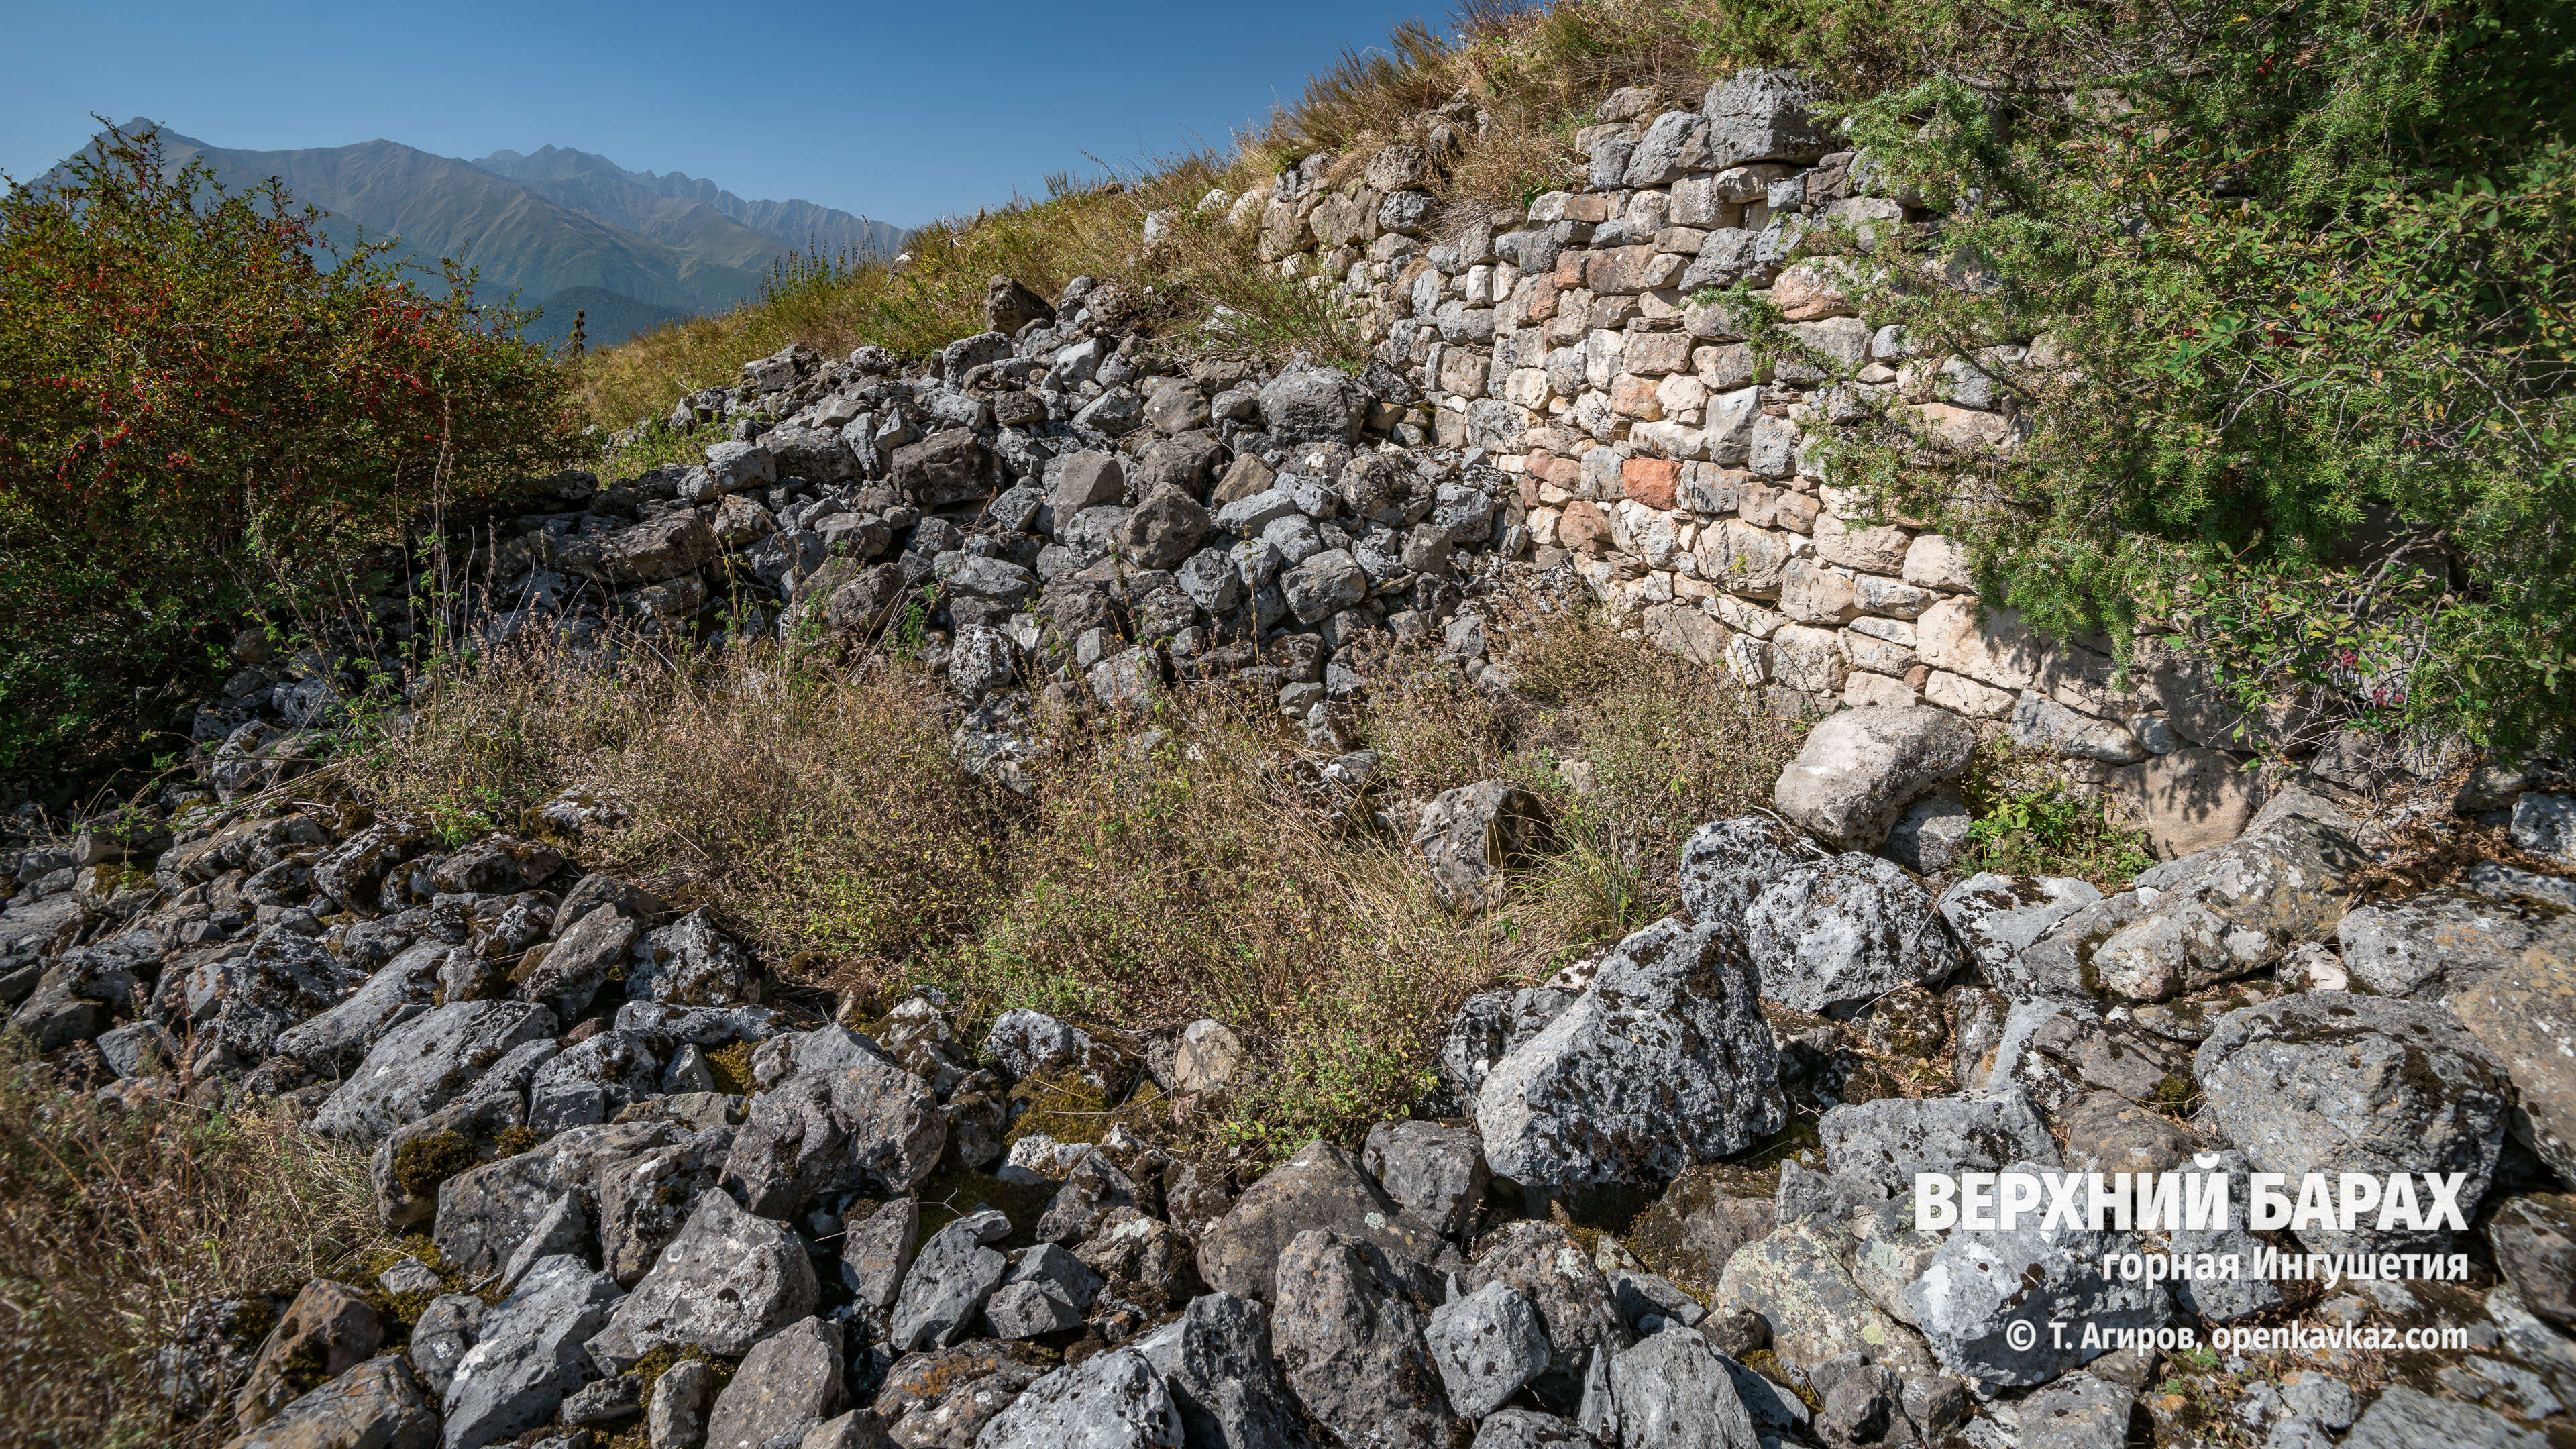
3;690;2572;1449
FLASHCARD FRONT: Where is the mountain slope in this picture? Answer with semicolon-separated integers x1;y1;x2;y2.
474;144;904;262
134;123;769;314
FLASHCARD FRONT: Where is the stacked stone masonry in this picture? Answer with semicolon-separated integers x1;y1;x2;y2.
1251;72;2173;769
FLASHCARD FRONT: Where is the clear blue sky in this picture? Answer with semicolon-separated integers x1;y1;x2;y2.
0;0;1442;227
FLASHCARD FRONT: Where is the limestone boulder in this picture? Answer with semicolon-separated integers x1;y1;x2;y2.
1772;707;1976;850
1476;918;1784;1187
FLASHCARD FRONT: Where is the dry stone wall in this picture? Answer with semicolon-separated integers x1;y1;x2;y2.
1246;72;2174;777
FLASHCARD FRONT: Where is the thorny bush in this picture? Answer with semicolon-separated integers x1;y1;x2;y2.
0;123;586;776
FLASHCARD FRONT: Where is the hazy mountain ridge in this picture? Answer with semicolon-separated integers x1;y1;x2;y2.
84;121;904;346
473;144;904;262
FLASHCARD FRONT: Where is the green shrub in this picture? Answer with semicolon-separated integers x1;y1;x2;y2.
0;123;586;774
1786;0;2576;753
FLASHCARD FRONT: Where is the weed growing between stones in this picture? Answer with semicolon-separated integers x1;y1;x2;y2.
1955;739;2154;890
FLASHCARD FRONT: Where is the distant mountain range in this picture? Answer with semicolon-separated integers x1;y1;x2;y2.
85;121;906;346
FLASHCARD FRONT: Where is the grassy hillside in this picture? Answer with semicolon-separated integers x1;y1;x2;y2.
577;158;1356;430
521;285;695;347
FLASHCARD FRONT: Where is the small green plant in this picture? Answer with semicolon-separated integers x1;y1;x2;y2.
1956;742;2153;888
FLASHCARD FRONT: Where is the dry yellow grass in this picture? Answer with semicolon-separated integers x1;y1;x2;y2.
350;600;1796;1158
0;1043;386;1448
578;153;1360;434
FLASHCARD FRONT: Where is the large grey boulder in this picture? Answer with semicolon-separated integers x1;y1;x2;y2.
2487;1193;2576;1333
2010;692;2147;764
2447;951;2576;1181
628;908;753;1006
1624;110;1715;187
2511;792;2576;860
433;1120;684;1280
1196;1142;1453;1304
585;1188;818;1371
1816;1090;2059;1201
721;1057;945;1219
1701;68;1831;168
1438;988;1577;1106
525;1029;663;1134
225;1354;439;1449
649;1358;717;1449
2196;994;2512;1254
1900;1164;2169;1386
975;1348;1183;1449
311;816;434;916
752;1022;889;1089
1075;1210;1199;1312
516;906;635;1022
1131;1291;1313;1449
409;1295;483;1401
172;926;369;1075
1714;1221;1927;1374
1743;854;1963;1013
2021;816;2362;1002
1934;874;2102;993
763;423;859;483
2056;1091;2205;1176
496;1193;588;1293
985;1007;1132;1095
1882;790;1974;875
1676;816;1805;926
1426;1280;1550;1419
1034;1150;1145;1246
1477;918;1784;1187
311;1000;558;1142
274;939;445;1075
1271;1229;1460;1449
1259;366;1366;445
839;1197;922;1339
704;1315;843;1449
1051;451;1125;516
889;1209;1011;1351
2017;1374;2133;1449
596;1126;735;1287
1466;1220;1631;1389
2342;1385;2553;1449
233;1279;386;1432
1280;548;1368;625
1605;1328;1761;1449
891;427;993;506
582;511;721;584
1120;487;1214;571
2337;886;2573;998
1413;781;1552;912
1771;707;1976;849
1363;1120;1490;1240
1469;1410;1589;1449
440;1255;623;1449
985;1244;1103;1338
